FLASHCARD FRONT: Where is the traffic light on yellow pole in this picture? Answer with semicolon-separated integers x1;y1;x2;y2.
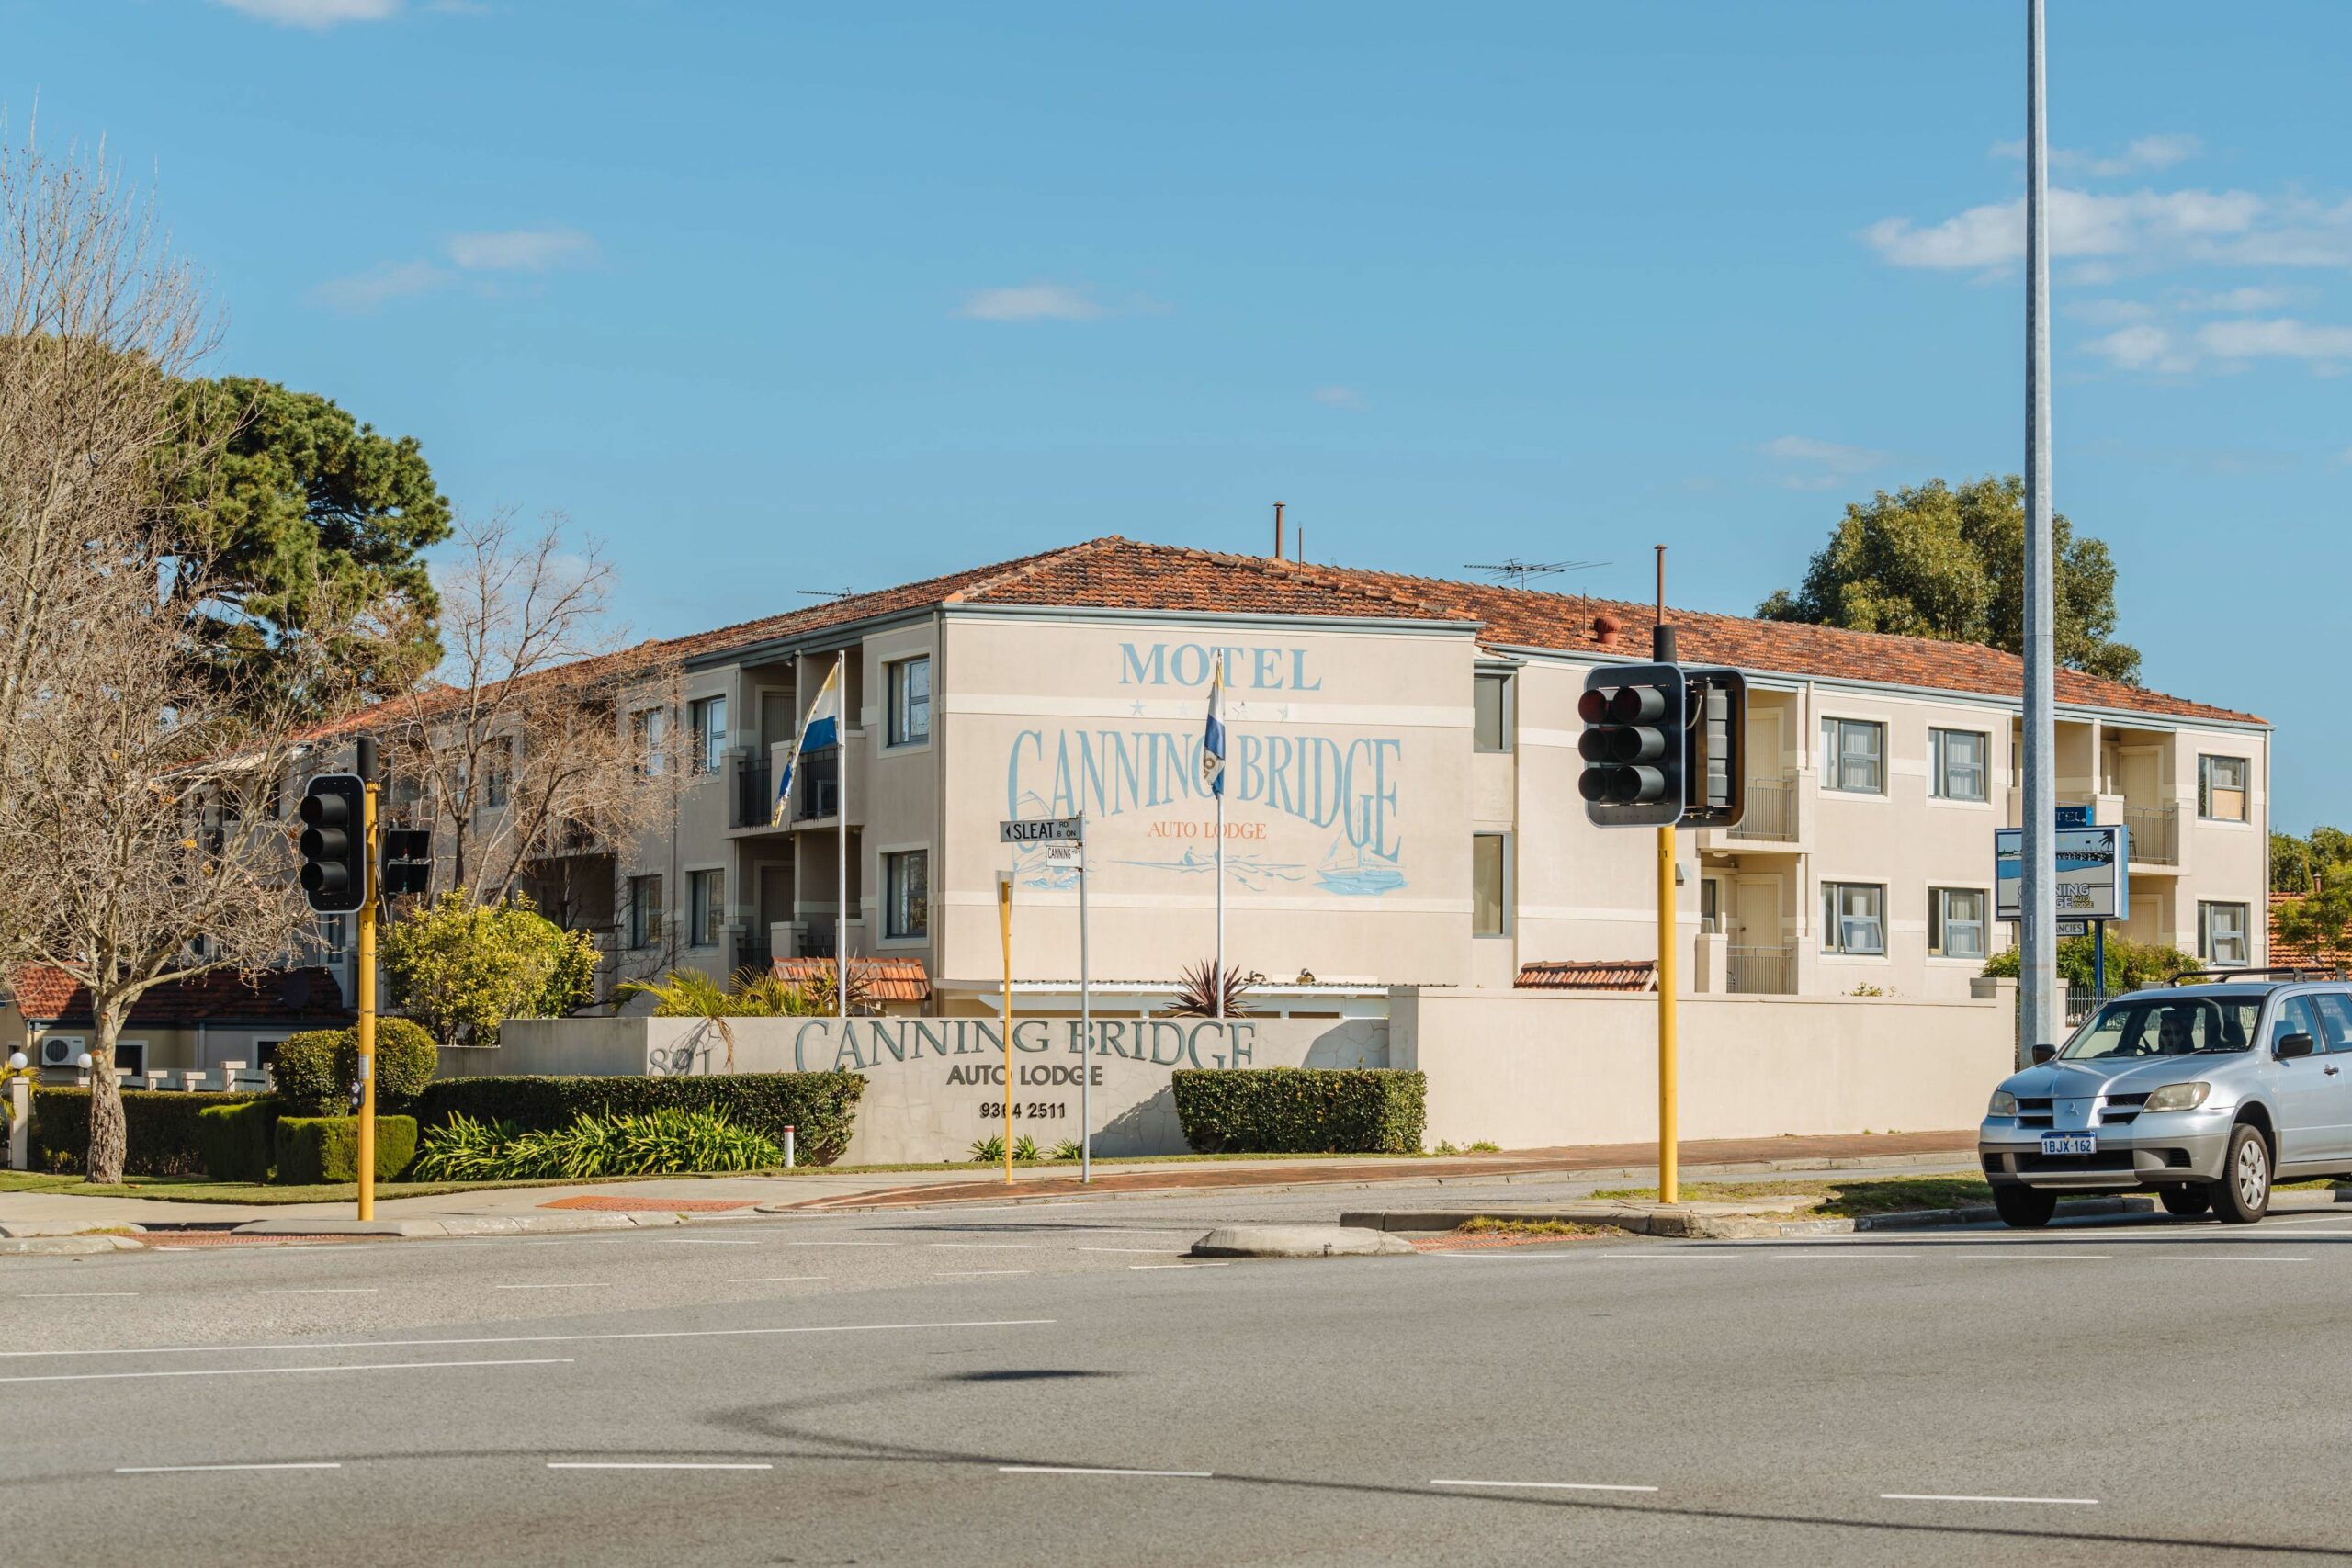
299;742;380;1221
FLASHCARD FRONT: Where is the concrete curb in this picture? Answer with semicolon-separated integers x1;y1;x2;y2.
0;1235;144;1255
1191;1224;1417;1258
1342;1194;2159;1240
230;1211;692;1239
0;1221;149;1238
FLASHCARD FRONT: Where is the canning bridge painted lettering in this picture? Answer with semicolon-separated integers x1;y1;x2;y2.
790;1018;1261;1073
1005;728;1403;855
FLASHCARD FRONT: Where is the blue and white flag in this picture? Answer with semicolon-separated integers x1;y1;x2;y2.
772;661;844;826
1200;654;1227;798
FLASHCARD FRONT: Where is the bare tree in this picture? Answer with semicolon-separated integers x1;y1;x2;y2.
379;512;681;912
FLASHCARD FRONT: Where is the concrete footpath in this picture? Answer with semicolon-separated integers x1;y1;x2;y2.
0;1128;1975;1248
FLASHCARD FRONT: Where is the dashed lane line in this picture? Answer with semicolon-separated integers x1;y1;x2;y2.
1881;1493;2098;1506
726;1276;829;1284
119;1462;344;1473
256;1289;380;1296
548;1461;772;1471
1001;1466;1213;1478
0;1358;573;1386
1432;1479;1658;1494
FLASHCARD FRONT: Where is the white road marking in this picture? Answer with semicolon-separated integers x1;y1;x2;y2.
18;1292;140;1298
0;1319;1056;1360
1432;1478;1658;1494
783;1241;898;1247
0;1358;572;1385
1881;1493;2098;1506
1950;1253;2109;1260
119;1462;344;1473
1001;1466;1212;1478
548;1461;773;1471
936;1269;1032;1277
492;1282;607;1291
727;1276;828;1284
256;1289;381;1296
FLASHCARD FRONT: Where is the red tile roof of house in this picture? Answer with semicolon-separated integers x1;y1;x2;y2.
6;966;349;1027
1516;959;1659;992
2268;891;2352;974
772;957;933;1004
673;537;2260;728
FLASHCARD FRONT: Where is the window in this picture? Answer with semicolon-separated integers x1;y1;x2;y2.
688;869;725;947
1930;728;1988;803
1821;718;1884;795
1473;671;1513;753
1929;887;1987;959
1472;833;1510;936
630;709;668;777
629;874;664;949
254;1040;284;1071
2277;995;2324;1052
691;695;729;774
481;737;514;809
1700;878;1722;935
2199;901;2249;967
115;1041;147;1077
1821;881;1885;954
2199;755;2248;821
887;657;931;748
318;915;348;962
884;850;929;940
2312;993;2352;1052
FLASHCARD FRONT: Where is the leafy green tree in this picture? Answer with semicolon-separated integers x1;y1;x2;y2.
164;376;451;705
2275;886;2352;965
381;892;600;1049
1982;933;2197;993
2272;827;2352;894
1758;476;2140;684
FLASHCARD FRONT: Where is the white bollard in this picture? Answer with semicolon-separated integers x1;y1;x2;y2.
6;1077;28;1172
784;1125;795;1169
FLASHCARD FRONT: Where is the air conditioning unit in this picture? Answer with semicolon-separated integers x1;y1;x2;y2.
40;1037;82;1068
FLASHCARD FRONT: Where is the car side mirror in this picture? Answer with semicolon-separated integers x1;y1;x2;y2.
2030;1043;2057;1065
2277;1032;2318;1060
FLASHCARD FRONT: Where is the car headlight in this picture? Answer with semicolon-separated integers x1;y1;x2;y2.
2143;1082;2211;1113
1988;1090;2018;1117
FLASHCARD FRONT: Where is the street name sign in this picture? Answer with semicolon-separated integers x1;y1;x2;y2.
1001;817;1084;844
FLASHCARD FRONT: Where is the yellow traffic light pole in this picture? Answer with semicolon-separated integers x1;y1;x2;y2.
356;775;379;1221
997;872;1013;1184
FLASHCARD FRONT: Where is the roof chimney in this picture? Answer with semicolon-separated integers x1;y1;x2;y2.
1593;612;1622;649
1272;501;1285;560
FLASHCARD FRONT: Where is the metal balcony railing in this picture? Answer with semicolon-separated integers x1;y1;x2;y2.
2123;802;2179;867
1729;774;1798;842
733;753;772;829
793;750;841;822
1727;942;1797;995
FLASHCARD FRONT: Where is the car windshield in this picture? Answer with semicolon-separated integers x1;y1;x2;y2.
2060;996;2262;1060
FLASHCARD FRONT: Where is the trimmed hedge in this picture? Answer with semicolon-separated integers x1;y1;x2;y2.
273;1115;420;1185
272;1020;438;1113
414;1073;865;1167
1170;1067;1426;1155
28;1088;273;1176
196;1099;284;1182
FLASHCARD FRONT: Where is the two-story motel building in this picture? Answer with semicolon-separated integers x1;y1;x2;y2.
578;536;2268;1020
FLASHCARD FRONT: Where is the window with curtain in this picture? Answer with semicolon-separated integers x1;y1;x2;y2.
1929;887;1986;958
2198;755;2247;821
1821;881;1885;954
1821;718;1884;795
1930;728;1988;802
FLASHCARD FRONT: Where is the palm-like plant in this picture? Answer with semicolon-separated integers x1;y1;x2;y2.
1162;959;1255;1019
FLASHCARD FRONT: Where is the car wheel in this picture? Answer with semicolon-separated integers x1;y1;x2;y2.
2211;1123;2272;1224
2158;1185;2211;1218
1993;1185;2058;1228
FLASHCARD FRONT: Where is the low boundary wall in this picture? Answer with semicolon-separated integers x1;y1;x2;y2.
1388;988;2008;1150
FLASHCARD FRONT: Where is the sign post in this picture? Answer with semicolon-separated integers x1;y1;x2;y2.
995;870;1013;1184
1071;818;1091;1182
1001;816;1089;1181
1997;818;2128;1062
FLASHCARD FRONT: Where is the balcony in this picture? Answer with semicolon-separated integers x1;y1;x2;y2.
792;750;841;822
1728;942;1798;995
732;746;846;829
2123;801;2180;868
732;753;773;829
1727;773;1799;844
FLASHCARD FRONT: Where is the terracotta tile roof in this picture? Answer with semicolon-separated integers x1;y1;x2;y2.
2268;891;2352;974
772;956;933;1004
669;537;2259;729
1516;959;1659;993
6;966;349;1027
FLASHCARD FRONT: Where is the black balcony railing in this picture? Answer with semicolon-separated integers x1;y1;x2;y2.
733;754;773;829
794;750;841;821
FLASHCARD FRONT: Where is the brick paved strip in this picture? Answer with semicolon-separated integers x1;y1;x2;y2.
768;1130;1978;1213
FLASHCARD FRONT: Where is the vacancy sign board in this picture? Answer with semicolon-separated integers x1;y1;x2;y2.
1995;825;2128;922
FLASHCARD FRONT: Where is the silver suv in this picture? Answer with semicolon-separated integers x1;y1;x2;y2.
1979;976;2352;1226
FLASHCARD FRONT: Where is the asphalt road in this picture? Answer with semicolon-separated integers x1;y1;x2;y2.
7;1186;2352;1567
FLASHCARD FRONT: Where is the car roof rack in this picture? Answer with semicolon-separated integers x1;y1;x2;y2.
2168;966;2346;986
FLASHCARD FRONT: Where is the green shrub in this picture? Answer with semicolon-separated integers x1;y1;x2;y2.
1012;1134;1041;1163
269;1021;439;1114
415;1073;865;1166
409;1108;776;1180
383;892;600;1047
1049;1138;1084;1161
1982;933;2199;993
272;1115;419;1185
969;1134;1005;1163
28;1089;272;1176
1170;1067;1426;1155
196;1099;283;1182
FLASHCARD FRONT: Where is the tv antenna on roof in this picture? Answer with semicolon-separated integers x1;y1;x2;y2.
796;587;857;602
1464;558;1608;592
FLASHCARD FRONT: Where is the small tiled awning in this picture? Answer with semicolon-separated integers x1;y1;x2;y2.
1515;959;1657;993
772;956;933;1004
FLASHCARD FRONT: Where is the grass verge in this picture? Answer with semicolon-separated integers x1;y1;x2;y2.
1456;1216;1619;1239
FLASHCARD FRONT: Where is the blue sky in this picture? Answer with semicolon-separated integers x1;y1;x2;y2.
8;1;2347;827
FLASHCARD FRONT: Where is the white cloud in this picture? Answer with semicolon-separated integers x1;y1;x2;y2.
306;258;450;312
2178;285;2299;312
1312;385;1365;411
1989;133;2202;177
2084;323;2188;373
2066;298;2156;326
1863;186;2265;272
2196;316;2352;364
1762;435;1893;475
213;0;400;26
957;283;1108;322
444;227;599;272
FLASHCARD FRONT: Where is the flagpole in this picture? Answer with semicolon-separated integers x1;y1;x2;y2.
1214;656;1226;1021
836;649;849;1023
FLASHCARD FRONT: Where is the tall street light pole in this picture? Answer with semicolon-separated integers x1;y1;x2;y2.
2020;0;2058;1062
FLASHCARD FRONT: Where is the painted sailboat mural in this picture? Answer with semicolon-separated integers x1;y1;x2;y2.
1315;831;1406;897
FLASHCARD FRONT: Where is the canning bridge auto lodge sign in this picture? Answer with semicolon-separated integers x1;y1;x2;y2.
490;1013;1391;1164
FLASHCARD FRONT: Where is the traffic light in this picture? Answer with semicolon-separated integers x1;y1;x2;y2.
380;829;433;897
297;774;368;914
1681;667;1747;829
1579;663;1686;827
